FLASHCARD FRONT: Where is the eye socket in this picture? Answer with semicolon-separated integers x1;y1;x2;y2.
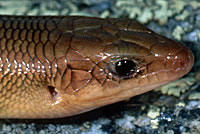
115;60;136;76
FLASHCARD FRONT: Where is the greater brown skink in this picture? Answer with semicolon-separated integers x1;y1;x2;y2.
0;16;194;118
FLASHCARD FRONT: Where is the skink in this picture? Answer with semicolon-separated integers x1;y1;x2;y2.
0;16;194;118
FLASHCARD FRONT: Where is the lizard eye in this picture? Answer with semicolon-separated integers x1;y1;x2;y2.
115;60;136;77
106;56;142;79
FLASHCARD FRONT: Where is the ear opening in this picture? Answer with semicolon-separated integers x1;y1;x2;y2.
47;86;58;98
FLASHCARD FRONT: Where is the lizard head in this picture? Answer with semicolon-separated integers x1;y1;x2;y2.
49;17;193;118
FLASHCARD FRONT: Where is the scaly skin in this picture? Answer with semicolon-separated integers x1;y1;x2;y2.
0;16;194;118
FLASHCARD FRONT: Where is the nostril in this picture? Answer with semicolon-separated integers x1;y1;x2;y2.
180;60;186;68
174;46;194;76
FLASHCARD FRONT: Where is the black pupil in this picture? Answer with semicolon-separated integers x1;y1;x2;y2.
115;60;136;76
